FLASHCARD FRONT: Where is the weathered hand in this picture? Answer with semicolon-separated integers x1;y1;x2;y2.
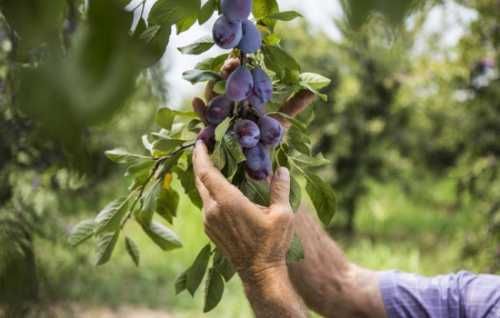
192;141;294;283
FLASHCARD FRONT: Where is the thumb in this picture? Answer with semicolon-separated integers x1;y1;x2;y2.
270;167;291;208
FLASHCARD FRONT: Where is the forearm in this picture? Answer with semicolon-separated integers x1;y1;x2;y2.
287;208;386;318
242;266;308;318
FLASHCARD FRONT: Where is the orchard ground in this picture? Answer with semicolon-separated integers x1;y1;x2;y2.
39;170;486;318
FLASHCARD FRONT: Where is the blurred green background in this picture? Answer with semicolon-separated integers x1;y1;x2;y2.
1;0;499;317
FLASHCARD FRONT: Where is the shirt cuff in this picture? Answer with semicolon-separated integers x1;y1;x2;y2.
378;271;400;318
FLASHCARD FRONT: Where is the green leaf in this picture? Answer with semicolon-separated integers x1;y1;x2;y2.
213;80;226;94
105;149;149;164
198;0;217;24
291;153;330;168
213;250;236;282
125;160;155;180
290;176;302;212
203;268;225;312
286;234;304;263
155;108;176;130
262;45;300;81
221;133;246;179
252;0;279;19
125;236;140;266
155;107;196;130
175;165;202;208
175;270;189;295
264;10;302;21
196;53;229;71
304;172;336;226
212;141;227;171
187;244;212;296
287;126;311;155
215;117;232;142
268;112;308;132
152;138;186;156
178;36;214;55
223;133;246;164
95;232;119;266
157;188;180;224
176;14;197;34
95;198;129;234
139;180;162;225
240;177;271;206
149;0;201;25
299;82;328;101
142;221;182;251
68;219;95;247
263;33;281;46
299;72;331;90
135;21;172;67
183;69;222;84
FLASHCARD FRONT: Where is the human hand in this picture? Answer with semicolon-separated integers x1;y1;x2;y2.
192;140;294;284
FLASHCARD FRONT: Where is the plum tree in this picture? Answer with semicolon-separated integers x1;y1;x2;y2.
244;143;272;180
221;0;252;22
226;66;254;102
258;115;283;147
213;16;242;49
239;19;262;54
67;1;334;313
234;119;260;148
248;67;272;109
206;96;233;125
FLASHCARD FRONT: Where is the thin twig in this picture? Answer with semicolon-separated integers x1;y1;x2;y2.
120;142;196;229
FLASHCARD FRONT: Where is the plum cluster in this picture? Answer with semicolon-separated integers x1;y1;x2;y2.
198;0;283;180
198;91;284;180
213;0;262;54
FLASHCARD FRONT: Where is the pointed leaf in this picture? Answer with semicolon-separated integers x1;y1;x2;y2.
304;172;336;226
183;69;222;84
95;198;129;234
95;232;119;266
264;10;303;21
286;234;304;263
68;219;95;247
175;269;189;295
198;0;216;24
105;149;149;164
290;176;302;212
187;244;212;296
142;221;182;251
178;36;214;55
125;236;140;266
196;53;229;71
240;177;270;206
203;268;224;312
299;72;331;90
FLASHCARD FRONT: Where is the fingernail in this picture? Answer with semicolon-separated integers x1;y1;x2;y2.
196;140;204;147
276;167;289;180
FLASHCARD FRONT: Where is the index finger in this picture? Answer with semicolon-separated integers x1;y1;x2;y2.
192;141;242;203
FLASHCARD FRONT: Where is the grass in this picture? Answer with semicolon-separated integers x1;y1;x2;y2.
34;170;496;317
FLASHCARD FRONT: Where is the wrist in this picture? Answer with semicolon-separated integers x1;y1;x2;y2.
240;262;288;289
342;263;386;318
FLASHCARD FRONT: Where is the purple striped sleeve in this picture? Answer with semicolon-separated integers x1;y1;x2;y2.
379;271;500;318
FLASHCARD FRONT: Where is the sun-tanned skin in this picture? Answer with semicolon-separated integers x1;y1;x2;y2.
191;58;388;318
